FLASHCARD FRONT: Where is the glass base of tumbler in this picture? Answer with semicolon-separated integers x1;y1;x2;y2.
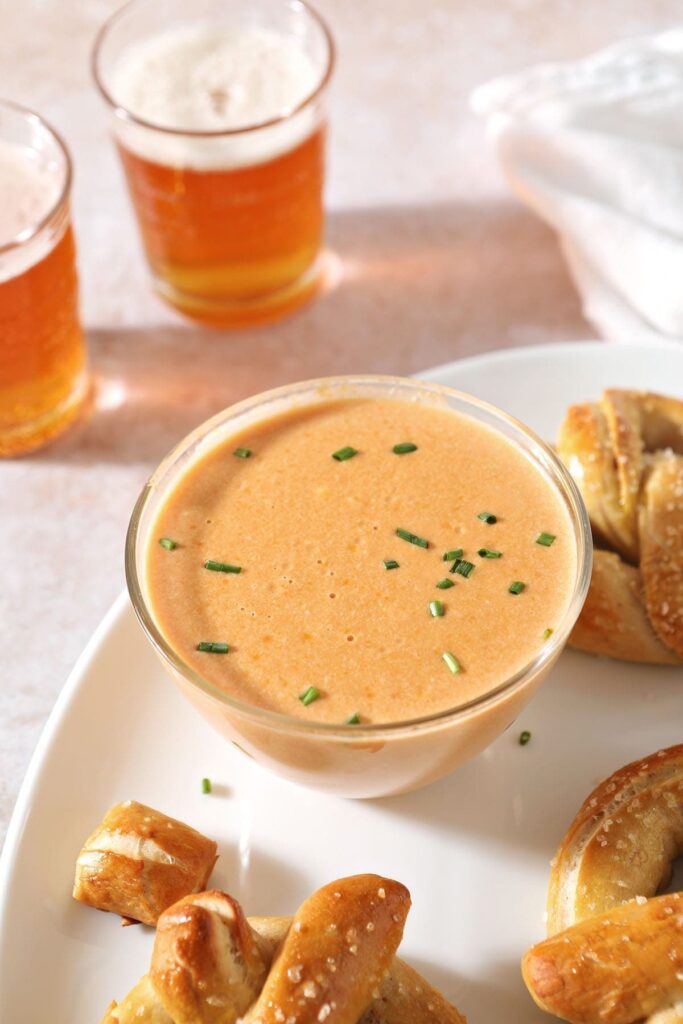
0;369;91;457
152;253;326;328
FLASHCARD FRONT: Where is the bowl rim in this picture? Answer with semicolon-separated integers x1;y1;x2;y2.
125;373;593;738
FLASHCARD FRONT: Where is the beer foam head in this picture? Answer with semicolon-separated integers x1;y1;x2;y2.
109;25;324;170
0;139;64;282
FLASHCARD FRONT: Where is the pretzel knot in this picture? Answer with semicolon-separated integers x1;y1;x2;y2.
102;874;467;1023
523;745;683;1024
558;389;683;664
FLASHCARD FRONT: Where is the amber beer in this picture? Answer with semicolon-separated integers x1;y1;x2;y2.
93;0;334;327
0;103;87;456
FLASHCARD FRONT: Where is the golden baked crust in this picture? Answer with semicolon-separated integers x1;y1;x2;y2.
73;801;217;926
523;746;683;1024
547;743;683;934
558;389;683;664
523;892;683;1024
151;891;269;1023
103;877;466;1023
242;875;410;1024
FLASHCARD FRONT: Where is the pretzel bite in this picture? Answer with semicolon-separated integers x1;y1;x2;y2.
247;916;467;1024
523;892;683;1024
151;890;269;1023
73;801;217;925
547;744;683;934
242;875;410;1024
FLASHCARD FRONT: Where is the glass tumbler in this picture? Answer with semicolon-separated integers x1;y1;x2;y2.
0;101;88;457
93;0;334;327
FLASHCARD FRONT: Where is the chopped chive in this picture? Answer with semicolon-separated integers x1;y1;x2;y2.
204;560;242;574
443;548;464;561
451;559;475;578
396;527;429;549
299;686;321;706
519;730;531;746
536;532;556;547
201;777;212;794
196;641;230;653
477;512;497;524
346;712;360;725
478;548;502;559
233;447;252;459
383;559;400;570
543;627;554;640
332;446;358;461
429;599;445;618
442;651;462;674
158;537;178;550
392;442;418;454
436;578;455;590
508;581;526;594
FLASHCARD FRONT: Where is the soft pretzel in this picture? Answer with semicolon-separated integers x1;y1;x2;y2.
558;389;683;664
547;743;683;934
522;745;683;1024
523;892;683;1024
103;876;466;1023
73;801;217;926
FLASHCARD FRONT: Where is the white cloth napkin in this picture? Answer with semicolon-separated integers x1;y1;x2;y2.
471;28;683;346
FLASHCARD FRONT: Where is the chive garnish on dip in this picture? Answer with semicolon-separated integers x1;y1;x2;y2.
442;651;462;674
299;686;321;706
346;712;360;724
201;777;212;794
436;578;455;590
543;627;554;640
204;560;242;574
536;532;556;547
443;548;463;561
508;581;526;594
196;641;230;653
392;442;418;454
451;559;475;578
158;537;178;550
478;548;502;559
332;446;358;461
429;599;445;618
383;559;400;570
396;527;429;549
519;730;531;746
233;447;252;459
477;512;497;524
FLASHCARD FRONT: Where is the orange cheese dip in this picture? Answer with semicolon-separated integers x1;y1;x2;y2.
146;398;576;724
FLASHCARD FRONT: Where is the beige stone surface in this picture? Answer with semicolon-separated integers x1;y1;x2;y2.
0;0;678;845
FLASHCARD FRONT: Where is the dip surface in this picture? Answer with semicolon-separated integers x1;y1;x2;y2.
146;397;576;724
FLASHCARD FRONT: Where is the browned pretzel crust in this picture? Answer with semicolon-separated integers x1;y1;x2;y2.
242;875;409;1024
103;876;466;1023
523;892;683;1024
73;801;218;926
558;389;683;664
547;743;683;934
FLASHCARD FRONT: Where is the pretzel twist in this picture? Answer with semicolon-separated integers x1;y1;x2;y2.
558;389;683;664
103;875;466;1023
523;745;683;1024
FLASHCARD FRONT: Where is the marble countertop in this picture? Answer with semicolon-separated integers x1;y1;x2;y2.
1;0;677;846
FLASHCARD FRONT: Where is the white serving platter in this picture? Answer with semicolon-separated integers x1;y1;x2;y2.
1;340;682;1023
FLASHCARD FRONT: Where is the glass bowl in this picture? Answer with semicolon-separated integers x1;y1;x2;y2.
125;375;592;798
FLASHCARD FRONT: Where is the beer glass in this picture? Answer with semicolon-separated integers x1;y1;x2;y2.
0;101;88;456
93;0;334;327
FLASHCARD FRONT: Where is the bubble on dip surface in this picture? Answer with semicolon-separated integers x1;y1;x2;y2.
146;398;576;725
